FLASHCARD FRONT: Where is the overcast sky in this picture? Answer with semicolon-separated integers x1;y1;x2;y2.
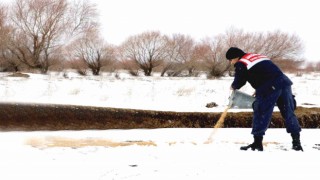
2;0;319;62
95;0;319;62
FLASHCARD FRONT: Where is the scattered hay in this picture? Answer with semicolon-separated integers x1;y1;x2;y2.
204;106;230;144
168;141;177;146
26;136;157;149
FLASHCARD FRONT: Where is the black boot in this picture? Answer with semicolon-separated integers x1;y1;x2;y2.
240;136;263;151
291;133;303;151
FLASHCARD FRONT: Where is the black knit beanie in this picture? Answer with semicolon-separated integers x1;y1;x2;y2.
225;47;246;60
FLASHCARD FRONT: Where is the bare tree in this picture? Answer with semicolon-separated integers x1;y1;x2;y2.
0;4;8;67
196;36;230;78
71;30;116;75
223;27;305;72
72;31;102;75
162;34;196;76
259;31;305;71
0;4;20;72
7;0;98;73
260;30;304;61
0;5;7;46
120;31;167;76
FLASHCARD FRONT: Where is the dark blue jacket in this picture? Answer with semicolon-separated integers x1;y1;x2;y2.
231;56;292;96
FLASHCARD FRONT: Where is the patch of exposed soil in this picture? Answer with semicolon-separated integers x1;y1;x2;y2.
0;102;320;131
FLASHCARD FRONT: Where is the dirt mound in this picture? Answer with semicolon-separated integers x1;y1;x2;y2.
0;102;319;131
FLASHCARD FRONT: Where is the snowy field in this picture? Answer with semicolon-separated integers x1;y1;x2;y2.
1;71;320;179
1;128;320;179
0;71;319;112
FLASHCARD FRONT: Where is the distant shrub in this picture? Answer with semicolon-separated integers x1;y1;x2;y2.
77;69;87;76
129;70;139;76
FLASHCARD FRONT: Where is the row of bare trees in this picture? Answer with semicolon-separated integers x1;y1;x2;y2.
0;0;312;77
120;28;306;77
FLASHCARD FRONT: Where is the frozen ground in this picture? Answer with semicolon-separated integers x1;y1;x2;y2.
0;71;320;179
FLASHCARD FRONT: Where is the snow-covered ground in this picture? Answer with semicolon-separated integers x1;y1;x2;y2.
1;71;320;180
1;128;320;180
0;71;319;112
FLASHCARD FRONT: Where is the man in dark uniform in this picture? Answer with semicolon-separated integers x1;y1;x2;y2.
225;47;303;151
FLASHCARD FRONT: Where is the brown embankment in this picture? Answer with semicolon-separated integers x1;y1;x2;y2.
0;102;319;131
